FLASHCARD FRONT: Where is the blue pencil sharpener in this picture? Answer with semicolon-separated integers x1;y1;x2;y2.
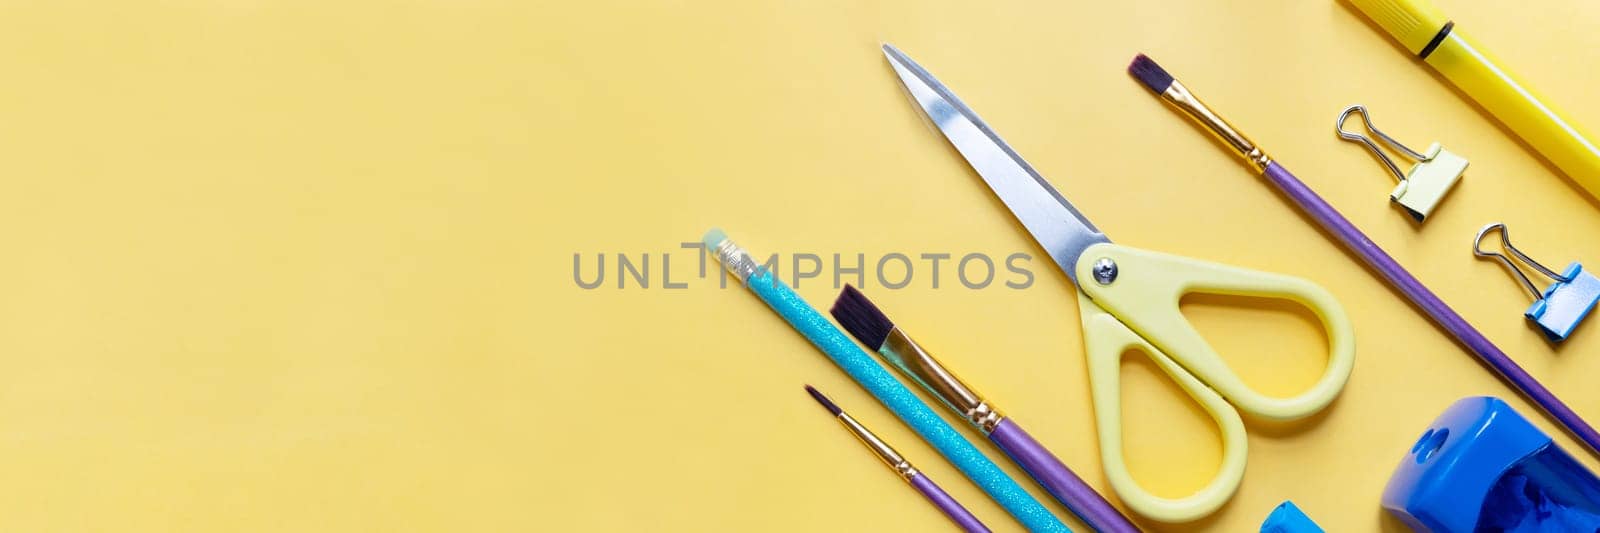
1526;262;1600;342
1382;397;1600;532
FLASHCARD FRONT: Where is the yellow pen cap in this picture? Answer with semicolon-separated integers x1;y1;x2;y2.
1345;0;1450;55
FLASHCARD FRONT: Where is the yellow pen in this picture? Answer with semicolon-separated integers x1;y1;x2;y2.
1346;0;1600;201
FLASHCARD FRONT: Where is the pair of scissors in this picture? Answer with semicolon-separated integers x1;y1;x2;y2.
883;44;1356;523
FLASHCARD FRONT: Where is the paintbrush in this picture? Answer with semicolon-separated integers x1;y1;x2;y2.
702;229;1069;532
1127;53;1600;459
831;285;1140;533
804;385;991;532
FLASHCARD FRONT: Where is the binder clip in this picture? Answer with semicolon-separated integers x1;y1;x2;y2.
1473;223;1600;342
1336;105;1468;222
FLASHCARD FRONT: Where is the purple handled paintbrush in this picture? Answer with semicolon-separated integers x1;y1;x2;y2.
804;385;990;533
1127;53;1600;459
831;286;1140;533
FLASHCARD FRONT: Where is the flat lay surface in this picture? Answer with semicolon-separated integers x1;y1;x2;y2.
2;0;1599;531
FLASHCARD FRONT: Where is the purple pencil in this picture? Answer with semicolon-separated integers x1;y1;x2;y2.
804;385;990;532
831;286;1140;533
1127;54;1600;459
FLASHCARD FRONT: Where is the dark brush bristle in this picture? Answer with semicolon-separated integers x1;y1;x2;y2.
1127;54;1173;94
829;285;894;351
804;385;843;416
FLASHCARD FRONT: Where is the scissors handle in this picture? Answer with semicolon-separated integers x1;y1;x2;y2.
1077;291;1248;522
1075;243;1357;421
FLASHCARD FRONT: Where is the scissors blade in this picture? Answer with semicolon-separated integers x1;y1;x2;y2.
883;44;1109;285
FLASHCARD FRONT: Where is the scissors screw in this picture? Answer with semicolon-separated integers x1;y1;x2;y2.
1092;258;1118;285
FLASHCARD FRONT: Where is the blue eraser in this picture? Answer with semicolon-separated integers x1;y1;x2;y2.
1261;501;1323;533
702;227;728;249
1525;262;1600;342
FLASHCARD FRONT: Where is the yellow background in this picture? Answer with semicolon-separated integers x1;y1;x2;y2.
2;0;1599;531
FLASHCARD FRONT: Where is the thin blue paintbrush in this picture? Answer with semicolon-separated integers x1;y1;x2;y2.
703;228;1067;532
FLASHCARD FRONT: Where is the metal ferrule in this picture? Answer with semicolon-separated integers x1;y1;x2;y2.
837;413;919;480
881;327;1005;433
709;237;760;284
1163;80;1272;172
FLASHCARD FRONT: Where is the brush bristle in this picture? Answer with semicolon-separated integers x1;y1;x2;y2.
1127;54;1173;94
804;385;843;416
829;285;894;351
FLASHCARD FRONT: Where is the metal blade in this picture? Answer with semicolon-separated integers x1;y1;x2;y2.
883;44;1108;284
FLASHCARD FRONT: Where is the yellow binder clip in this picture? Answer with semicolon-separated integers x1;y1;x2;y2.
1336;105;1468;222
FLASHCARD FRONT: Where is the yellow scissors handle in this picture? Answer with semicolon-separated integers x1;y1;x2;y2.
1075;242;1357;420
1072;243;1355;522
1077;291;1248;522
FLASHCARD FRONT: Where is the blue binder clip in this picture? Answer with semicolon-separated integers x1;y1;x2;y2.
1474;223;1600;342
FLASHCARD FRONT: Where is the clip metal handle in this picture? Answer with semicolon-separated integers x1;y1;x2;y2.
1336;105;1431;181
1472;222;1569;300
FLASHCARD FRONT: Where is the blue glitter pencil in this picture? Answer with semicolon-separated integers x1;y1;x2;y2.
703;228;1068;532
